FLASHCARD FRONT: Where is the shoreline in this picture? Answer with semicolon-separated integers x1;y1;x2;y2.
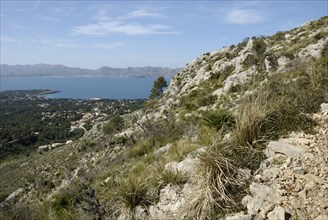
1;75;173;79
36;89;60;95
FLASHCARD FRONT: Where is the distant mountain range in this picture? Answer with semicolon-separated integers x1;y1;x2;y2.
0;64;182;78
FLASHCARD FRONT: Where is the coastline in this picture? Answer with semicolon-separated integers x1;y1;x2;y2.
36;89;60;95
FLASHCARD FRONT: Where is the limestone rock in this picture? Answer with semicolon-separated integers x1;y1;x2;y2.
320;103;328;112
238;168;252;180
298;38;328;59
224;213;262;220
0;188;24;207
155;143;173;155
149;206;165;219
293;167;305;174
265;140;305;158
267;206;285;220
262;167;280;180
250;183;283;204
154;184;187;218
315;215;328;220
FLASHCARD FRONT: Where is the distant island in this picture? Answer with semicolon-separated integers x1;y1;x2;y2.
0;64;182;78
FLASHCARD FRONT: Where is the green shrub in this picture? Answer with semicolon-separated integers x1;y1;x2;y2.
272;31;285;41
253;38;267;56
0;192;9;203
129;138;154;158
144;99;158;109
210;65;234;83
198;95;217;107
167;141;199;162
313;31;326;41
0;203;48;220
51;194;74;211
266;53;279;70
50;194;75;220
117;175;153;214
237;37;249;50
197;125;216;147
228;84;242;93
261;108;316;139
203;109;235;131
221;143;265;171
78;140;96;152
156;163;187;187
103;115;124;135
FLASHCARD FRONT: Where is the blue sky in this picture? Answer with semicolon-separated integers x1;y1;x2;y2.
1;1;327;69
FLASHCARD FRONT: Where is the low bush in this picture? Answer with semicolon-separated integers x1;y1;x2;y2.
156;162;187;187
0;192;9;203
313;31;326;41
103;115;124;135
0;203;48;220
49;193;75;220
202;108;235;131
128;138;154;158
271;31;285;41
117;174;154;217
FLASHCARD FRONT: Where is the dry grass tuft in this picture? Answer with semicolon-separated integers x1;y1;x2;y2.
234;96;267;147
187;145;240;219
155;162;188;187
117;174;153;219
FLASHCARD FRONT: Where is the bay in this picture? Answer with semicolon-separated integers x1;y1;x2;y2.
1;76;170;99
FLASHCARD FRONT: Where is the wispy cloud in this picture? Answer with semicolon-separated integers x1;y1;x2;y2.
92;8;162;21
226;8;265;24
124;9;162;19
93;42;127;49
73;21;176;36
53;43;78;48
74;8;177;36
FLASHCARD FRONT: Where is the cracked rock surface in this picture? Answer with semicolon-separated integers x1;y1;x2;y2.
228;106;328;220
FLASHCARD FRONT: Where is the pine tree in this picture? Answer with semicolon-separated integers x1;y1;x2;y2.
149;76;168;99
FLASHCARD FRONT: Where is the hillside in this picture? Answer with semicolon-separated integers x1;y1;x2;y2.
0;64;182;78
0;16;327;220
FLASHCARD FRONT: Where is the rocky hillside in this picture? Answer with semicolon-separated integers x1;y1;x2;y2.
0;16;327;220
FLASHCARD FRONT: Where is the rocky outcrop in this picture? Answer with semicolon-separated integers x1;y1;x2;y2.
149;184;192;219
230;106;328;220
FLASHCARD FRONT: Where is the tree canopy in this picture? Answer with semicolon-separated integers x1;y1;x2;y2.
149;76;168;99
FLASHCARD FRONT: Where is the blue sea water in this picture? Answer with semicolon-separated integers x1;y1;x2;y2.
1;76;170;99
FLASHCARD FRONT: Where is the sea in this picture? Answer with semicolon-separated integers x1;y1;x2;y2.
0;76;171;99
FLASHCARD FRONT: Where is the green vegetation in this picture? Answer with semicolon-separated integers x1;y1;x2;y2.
0;90;144;160
49;194;75;220
202;108;235;131
117;174;152;215
188;144;242;218
103;115;124;135
156;162;187;186
242;37;267;71
149;76;168;99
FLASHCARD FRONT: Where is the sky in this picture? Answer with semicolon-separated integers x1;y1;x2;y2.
0;1;327;69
